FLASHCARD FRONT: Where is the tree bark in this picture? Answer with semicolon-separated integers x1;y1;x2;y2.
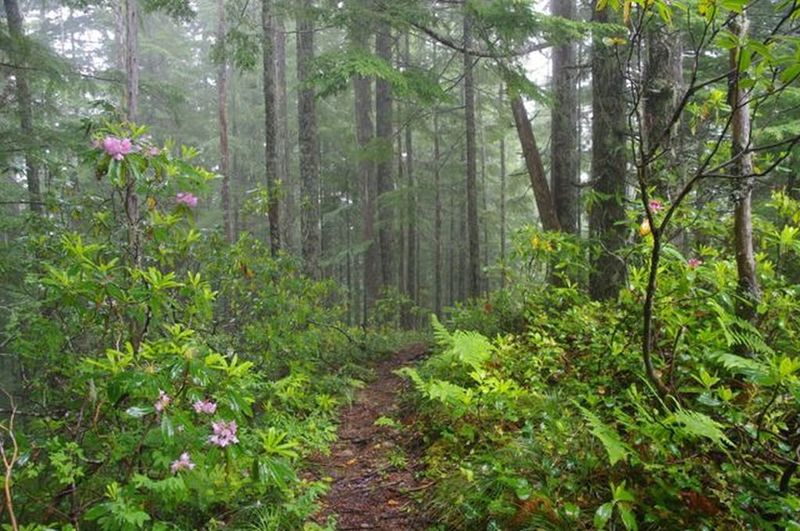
4;0;42;213
728;13;760;321
510;95;562;232
124;0;139;122
463;12;481;298
643;21;683;193
433;98;442;317
217;0;233;242
589;6;628;300
275;17;294;252
551;0;579;233
498;84;507;289
296;0;320;276
262;0;281;255
350;7;379;319
375;21;394;288
404;35;417;327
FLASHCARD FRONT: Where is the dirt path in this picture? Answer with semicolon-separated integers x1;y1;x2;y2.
310;343;430;530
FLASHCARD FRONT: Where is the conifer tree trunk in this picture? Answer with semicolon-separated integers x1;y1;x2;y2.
498;84;507;289
296;0;320;276
375;21;394;287
433;99;442;317
404;34;417;326
589;6;628;300
728;13;760;321
262;0;281;255
4;0;42;213
124;0;139;121
350;10;379;319
275;18;294;251
643;22;683;192
551;0;579;233
510;95;561;232
216;0;233;242
463;12;481;298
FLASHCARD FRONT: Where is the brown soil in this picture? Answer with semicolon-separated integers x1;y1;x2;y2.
309;343;431;530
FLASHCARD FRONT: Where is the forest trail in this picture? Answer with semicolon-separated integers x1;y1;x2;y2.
310;343;431;530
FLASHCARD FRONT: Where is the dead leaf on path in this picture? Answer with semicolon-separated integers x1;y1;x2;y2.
346;458;358;465
387;499;400;506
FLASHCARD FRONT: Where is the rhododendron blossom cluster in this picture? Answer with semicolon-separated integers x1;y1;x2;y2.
154;390;171;412
170;452;195;473
193;399;217;415
176;192;198;208
687;258;703;269
648;199;664;212
209;420;239;447
101;136;133;161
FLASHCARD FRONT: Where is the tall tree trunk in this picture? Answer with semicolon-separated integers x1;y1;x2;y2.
404;35;417;327
478;85;489;292
375;21;394;287
275;18;294;252
217;0;233;242
350;11;379;320
728;13;760;321
589;6;628;300
643;23;682;184
510;95;562;232
4;0;42;213
498;84;507;289
262;0;281;255
124;0;139;121
463;12;481;298
551;0;579;233
433;101;442;317
296;0;320;276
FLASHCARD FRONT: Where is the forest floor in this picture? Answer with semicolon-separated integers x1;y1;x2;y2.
309;342;432;530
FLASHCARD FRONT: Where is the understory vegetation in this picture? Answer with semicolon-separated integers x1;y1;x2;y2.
403;216;800;529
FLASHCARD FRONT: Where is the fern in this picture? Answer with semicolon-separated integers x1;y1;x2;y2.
668;409;732;448
431;314;453;349
579;406;631;466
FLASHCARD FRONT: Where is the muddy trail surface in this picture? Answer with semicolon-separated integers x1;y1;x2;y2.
310;343;432;530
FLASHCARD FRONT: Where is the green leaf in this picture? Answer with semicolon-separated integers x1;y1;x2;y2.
579;406;631;465
594;502;614;529
619;504;638;531
125;406;153;418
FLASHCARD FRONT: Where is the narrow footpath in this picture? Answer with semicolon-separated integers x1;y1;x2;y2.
310;343;431;530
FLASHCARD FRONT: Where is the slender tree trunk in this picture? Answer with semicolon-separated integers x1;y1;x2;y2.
433;102;442;317
643;22;682;186
4;0;42;213
262;0;281;255
275;17;293;251
498;85;507;289
124;0;139;121
728;13;760;321
217;0;233;242
351;13;379;319
404;36;417;327
510;95;562;232
478;86;489;292
463;12;481;298
589;6;628;300
375;21;394;287
296;0;320;276
551;0;579;233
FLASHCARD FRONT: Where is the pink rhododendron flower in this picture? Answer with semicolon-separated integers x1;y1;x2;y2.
176;192;198;208
209;420;239;447
687;258;703;269
193;399;217;415
148;146;160;157
170;452;195;473
154;390;171;412
648;199;664;212
101;136;133;161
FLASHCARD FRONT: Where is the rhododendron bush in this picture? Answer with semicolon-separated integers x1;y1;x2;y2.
2;123;380;529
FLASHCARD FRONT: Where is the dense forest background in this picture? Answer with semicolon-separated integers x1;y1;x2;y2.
2;0;800;528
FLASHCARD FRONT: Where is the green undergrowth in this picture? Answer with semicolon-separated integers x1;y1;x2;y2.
401;210;800;530
0;122;420;530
